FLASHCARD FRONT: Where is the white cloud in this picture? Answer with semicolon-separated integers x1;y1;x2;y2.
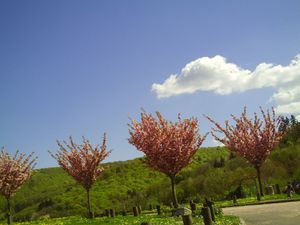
276;102;300;114
272;86;300;104
152;54;300;117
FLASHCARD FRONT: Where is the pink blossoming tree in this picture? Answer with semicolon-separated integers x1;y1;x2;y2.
49;134;111;218
128;111;206;208
0;149;36;224
206;107;284;197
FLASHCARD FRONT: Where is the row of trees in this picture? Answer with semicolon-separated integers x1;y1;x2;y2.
129;107;284;206
1;135;111;224
0;107;284;224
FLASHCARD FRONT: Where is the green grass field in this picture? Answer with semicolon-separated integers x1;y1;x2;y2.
11;214;240;225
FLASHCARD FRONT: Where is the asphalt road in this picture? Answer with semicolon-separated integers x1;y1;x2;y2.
223;201;300;225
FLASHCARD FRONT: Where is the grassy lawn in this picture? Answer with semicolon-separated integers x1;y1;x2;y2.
9;214;240;225
3;194;299;224
215;193;300;207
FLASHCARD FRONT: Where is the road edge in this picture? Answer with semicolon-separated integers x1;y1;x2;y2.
221;198;300;208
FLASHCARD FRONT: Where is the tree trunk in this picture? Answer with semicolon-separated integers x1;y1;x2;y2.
170;174;179;208
6;197;12;225
254;178;261;201
86;189;92;218
256;166;264;197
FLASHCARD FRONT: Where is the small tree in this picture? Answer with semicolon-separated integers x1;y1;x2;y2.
49;134;111;218
0;149;36;225
128;111;206;208
206;107;284;197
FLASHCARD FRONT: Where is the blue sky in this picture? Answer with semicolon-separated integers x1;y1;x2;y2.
0;0;300;168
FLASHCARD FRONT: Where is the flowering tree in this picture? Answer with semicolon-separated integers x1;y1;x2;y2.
49;134;111;218
206;107;284;196
128;111;206;207
0;148;36;225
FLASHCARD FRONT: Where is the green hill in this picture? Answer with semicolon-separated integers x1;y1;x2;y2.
0;147;228;221
1;143;300;223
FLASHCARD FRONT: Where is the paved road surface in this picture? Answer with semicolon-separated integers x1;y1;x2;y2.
223;201;300;225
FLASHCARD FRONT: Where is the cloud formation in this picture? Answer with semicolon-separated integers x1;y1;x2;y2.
152;54;300;116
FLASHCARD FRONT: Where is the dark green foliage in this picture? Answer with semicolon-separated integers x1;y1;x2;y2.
279;115;300;146
38;199;53;211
